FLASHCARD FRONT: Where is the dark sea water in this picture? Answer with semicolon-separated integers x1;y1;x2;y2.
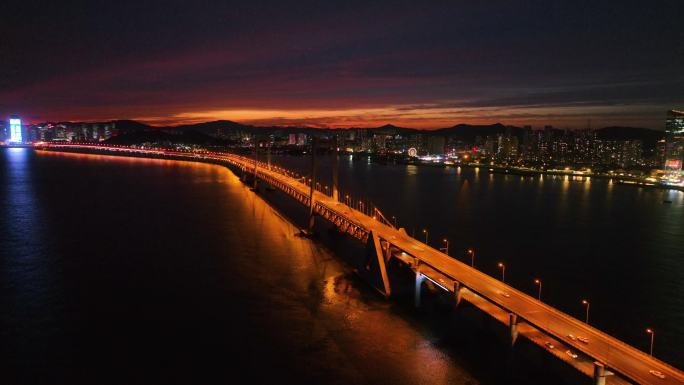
1;148;682;385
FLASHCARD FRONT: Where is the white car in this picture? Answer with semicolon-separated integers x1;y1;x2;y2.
544;342;555;349
567;334;577;341
500;291;511;298
649;370;666;379
565;350;578;359
577;336;589;344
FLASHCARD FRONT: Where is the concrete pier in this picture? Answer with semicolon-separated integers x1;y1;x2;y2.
509;313;519;346
593;362;606;385
453;281;463;306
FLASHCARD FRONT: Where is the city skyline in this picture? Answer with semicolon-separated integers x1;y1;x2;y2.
1;1;682;129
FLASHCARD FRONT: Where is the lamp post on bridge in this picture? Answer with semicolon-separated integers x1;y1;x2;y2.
422;229;429;245
253;139;259;189
466;248;475;267
392;216;397;228
440;238;449;255
306;136;317;233
581;299;590;324
646;328;655;356
533;279;542;301
332;135;339;202
441;238;449;255
497;262;506;283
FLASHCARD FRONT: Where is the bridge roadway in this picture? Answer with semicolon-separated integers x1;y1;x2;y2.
39;144;684;385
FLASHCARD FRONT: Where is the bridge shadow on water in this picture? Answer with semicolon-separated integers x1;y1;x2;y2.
243;172;591;385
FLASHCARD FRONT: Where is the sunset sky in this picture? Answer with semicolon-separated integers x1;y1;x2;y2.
1;1;682;129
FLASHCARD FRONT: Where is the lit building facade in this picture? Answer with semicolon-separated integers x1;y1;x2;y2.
9;116;22;144
664;110;684;174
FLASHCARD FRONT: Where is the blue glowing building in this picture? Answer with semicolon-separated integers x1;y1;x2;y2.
9;116;23;144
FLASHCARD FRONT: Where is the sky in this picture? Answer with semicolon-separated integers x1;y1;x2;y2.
0;0;682;129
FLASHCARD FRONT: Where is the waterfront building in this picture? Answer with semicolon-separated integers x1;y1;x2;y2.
664;109;684;174
426;135;445;155
9;116;23;144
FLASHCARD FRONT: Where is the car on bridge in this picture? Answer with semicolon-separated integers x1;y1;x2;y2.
650;370;666;379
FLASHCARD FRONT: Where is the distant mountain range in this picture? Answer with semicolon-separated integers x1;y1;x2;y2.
62;119;663;147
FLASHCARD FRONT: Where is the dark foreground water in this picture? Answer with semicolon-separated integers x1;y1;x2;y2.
1;148;682;385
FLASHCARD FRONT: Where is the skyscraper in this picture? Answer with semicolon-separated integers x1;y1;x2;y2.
664;110;684;173
8;116;23;144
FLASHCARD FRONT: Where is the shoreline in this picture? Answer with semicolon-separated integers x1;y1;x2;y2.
30;145;684;194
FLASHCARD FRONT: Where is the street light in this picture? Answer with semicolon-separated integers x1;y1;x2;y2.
467;248;475;267
646;328;655;356
581;299;590;324
534;279;542;300
422;229;429;244
441;238;449;255
391;216;397;228
497;262;505;283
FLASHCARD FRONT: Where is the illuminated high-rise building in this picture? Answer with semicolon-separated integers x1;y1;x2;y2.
664;110;684;173
9;116;23;144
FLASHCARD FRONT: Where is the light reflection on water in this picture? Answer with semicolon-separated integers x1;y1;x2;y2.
2;149;483;385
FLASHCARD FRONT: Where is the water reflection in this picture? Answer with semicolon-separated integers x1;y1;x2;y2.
2;148;65;378
10;150;485;385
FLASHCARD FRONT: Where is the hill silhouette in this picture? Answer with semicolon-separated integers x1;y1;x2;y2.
70;119;665;146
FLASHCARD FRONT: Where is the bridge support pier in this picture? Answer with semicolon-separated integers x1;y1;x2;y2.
415;272;425;308
593;362;606;385
453;281;463;307
509;313;519;346
365;231;391;298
